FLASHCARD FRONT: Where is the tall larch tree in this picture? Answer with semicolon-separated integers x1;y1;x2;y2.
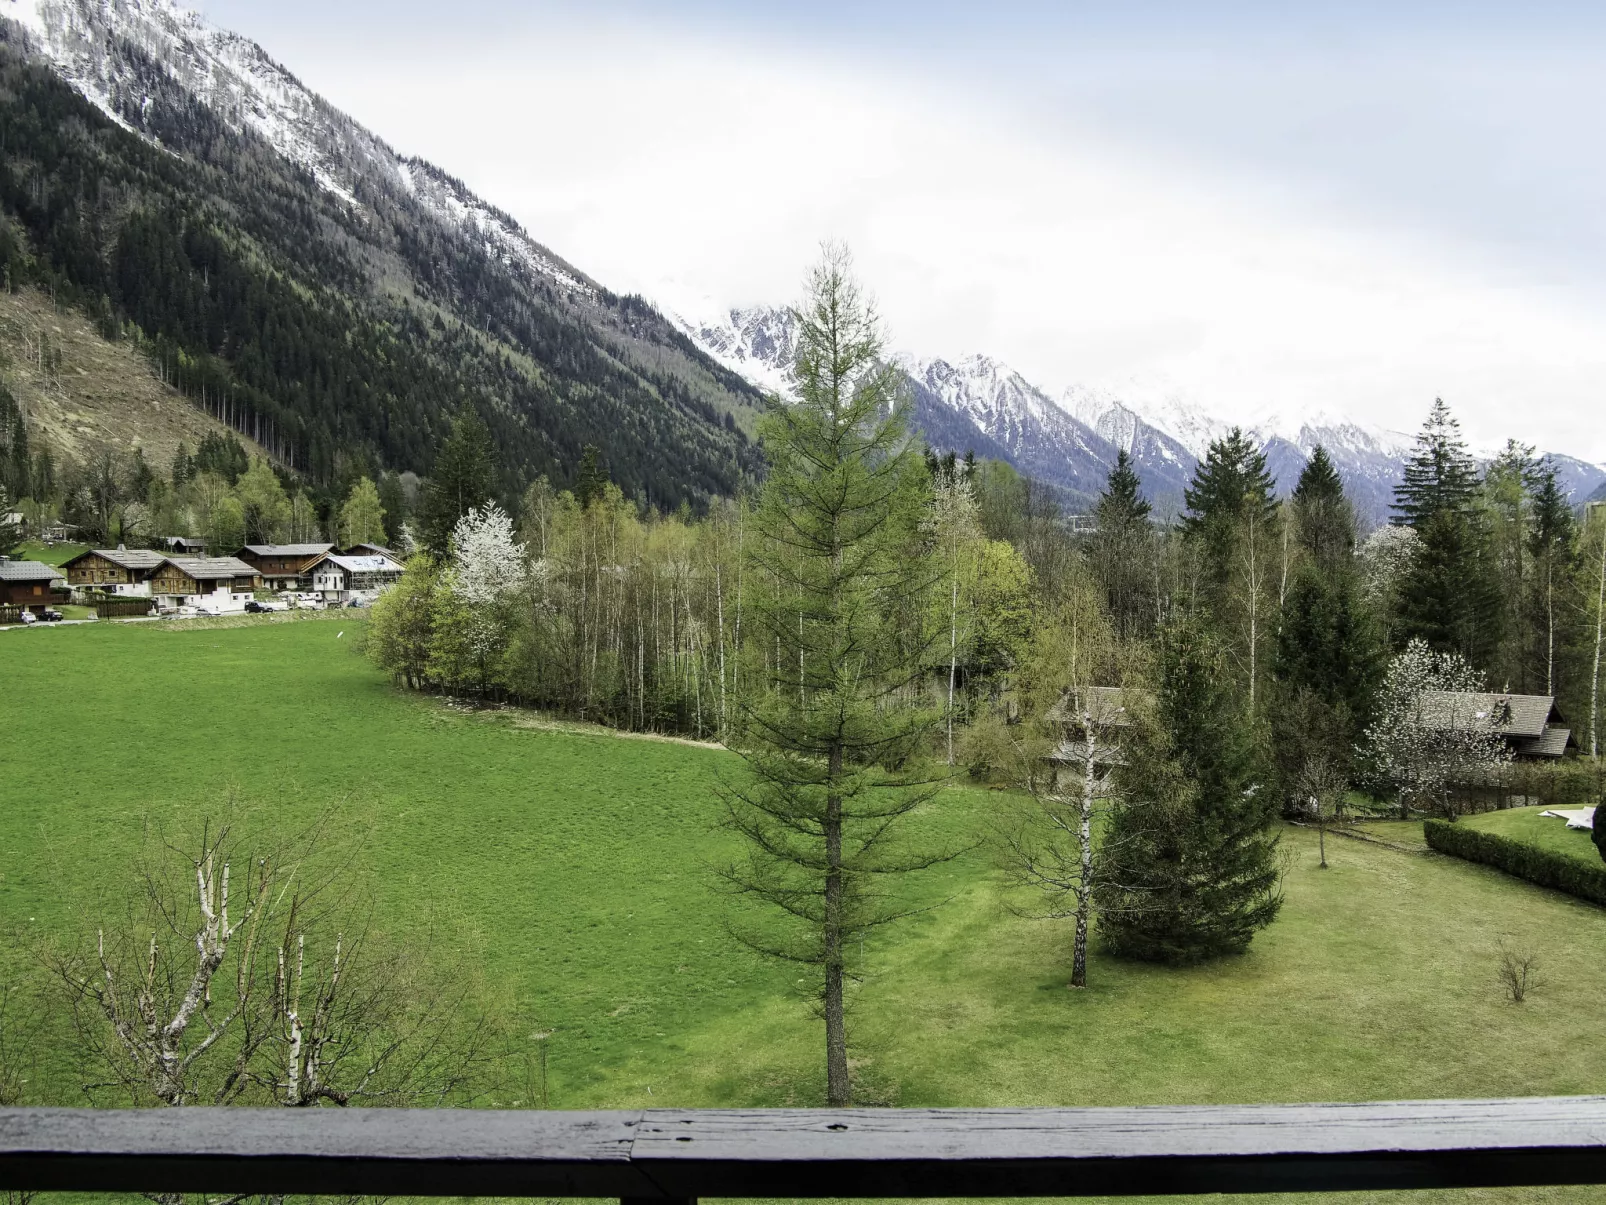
419;408;498;555
719;246;951;1108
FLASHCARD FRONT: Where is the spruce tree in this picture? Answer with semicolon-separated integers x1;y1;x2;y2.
1182;427;1279;595
720;246;949;1106
1097;620;1281;963
574;444;608;509
1090;449;1154;639
1392;399;1479;529
1291;444;1355;573
1397;508;1503;668
0;485;19;556
419;408;497;555
1527;459;1576;696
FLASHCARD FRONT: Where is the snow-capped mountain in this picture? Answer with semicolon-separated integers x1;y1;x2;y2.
677;305;1606;526
5;0;595;295
0;0;762;506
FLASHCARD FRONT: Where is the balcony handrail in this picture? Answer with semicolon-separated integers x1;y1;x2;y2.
4;1097;1606;1200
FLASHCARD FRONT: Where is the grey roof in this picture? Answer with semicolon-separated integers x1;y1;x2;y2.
241;544;333;557
163;556;261;581
318;553;405;574
67;548;167;571
1510;726;1575;758
1417;692;1560;738
1046;686;1138;728
0;559;64;583
343;542;400;559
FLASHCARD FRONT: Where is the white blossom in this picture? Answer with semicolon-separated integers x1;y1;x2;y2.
1362;638;1511;818
450;504;528;604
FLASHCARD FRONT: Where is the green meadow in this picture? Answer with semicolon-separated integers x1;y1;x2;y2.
3;617;1606;1204
1464;805;1602;867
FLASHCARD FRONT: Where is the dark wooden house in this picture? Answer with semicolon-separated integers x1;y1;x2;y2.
237;544;334;591
0;557;68;615
60;547;168;595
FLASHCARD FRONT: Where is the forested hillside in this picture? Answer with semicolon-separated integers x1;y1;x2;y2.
0;18;763;509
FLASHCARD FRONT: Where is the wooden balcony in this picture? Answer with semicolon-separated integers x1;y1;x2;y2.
4;1097;1606;1200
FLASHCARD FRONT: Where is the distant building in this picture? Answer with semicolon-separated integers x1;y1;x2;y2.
307;552;405;604
1415;691;1576;760
148;557;264;611
60;547;168;597
343;541;404;561
236;544;334;591
0;557;68;615
1046;686;1137;769
159;536;207;555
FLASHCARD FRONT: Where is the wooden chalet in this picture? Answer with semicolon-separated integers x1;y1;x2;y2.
148;557;263;607
160;536;206;555
236;544;334;590
1045;686;1138;769
343;542;403;561
308;551;405;603
0;556;68;614
1416;691;1577;760
60;547;168;595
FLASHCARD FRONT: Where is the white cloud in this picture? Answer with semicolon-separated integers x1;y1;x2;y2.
214;13;1606;460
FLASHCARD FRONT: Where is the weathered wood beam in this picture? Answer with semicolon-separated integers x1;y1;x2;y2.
1;1097;1604;1198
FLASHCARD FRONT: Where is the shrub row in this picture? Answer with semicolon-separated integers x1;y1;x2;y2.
1424;819;1606;906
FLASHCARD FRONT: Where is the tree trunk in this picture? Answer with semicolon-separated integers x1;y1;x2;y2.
824;740;849;1106
947;570;959;766
1072;721;1096;989
1592;530;1606;761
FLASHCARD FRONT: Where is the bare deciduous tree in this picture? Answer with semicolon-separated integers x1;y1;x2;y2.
1496;939;1540;1003
1295;753;1349;869
49;816;494;1119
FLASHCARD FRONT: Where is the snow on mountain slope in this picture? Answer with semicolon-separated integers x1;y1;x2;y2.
2;0;594;295
670;304;799;399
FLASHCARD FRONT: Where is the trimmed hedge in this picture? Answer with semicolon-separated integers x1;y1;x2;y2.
1424;818;1606;906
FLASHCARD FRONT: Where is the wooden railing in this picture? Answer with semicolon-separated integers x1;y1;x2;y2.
4;1097;1606;1199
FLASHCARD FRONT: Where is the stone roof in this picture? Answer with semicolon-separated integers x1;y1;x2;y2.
0;558;63;583
1510;726;1575;758
1416;691;1559;739
241;544;333;557
66;548;167;572
1045;686;1137;728
163;556;261;580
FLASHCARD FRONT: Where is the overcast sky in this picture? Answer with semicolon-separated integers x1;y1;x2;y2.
192;0;1606;457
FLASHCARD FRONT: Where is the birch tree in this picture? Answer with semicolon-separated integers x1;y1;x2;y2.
720;246;952;1107
996;581;1130;988
48;818;492;1117
926;462;982;764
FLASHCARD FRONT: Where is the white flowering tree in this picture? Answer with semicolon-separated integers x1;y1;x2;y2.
1362;638;1511;820
451;504;527;604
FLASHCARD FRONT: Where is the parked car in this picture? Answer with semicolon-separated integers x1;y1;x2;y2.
40;608;63;622
18;610;36;625
244;600;270;613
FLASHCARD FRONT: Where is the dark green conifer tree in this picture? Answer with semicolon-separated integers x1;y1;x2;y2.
1291;444;1355;573
1089;449;1153;639
377;471;410;548
419;408;498;555
1527;458;1577;696
1182;427;1277;595
1397;508;1503;668
1392;398;1479;529
1097;620;1282;963
574;444;609;509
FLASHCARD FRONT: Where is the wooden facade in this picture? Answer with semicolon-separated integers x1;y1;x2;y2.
149;558;263;601
60;549;166;590
237;545;333;588
0;558;68;614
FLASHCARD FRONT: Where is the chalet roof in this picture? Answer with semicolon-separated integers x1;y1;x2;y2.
241;544;333;558
0;558;64;583
1510;727;1576;758
343;542;400;560
163;556;260;581
1416;691;1561;739
315;553;405;574
64;548;167;572
1045;686;1138;728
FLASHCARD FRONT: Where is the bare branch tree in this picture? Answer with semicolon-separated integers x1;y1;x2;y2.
1295;753;1349;869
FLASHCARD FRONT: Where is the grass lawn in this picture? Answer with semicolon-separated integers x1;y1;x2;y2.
1463;805;1602;867
4;621;1606;1204
10;539;88;567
